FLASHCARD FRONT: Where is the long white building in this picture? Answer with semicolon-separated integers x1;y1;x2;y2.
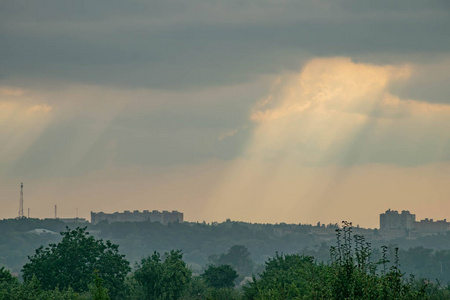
90;210;183;225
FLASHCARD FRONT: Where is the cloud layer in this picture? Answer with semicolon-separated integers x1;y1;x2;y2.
1;1;449;89
1;1;450;225
206;57;450;225
1;57;450;226
248;57;450;166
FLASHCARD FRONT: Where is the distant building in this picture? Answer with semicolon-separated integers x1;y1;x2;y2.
379;209;415;239
380;209;415;231
379;209;450;239
59;217;88;224
415;218;450;235
310;223;339;240
352;227;375;239
90;210;183;225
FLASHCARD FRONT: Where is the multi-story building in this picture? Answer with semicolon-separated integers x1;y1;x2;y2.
90;210;183;225
380;209;415;230
379;209;450;238
379;209;415;239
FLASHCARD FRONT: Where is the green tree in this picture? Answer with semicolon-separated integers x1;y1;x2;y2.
0;266;20;299
201;265;238;289
244;222;439;300
90;272;110;300
244;253;331;299
0;267;17;285
215;245;254;277
134;250;191;300
22;227;130;299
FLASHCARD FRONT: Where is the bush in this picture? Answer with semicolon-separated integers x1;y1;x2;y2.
244;221;441;299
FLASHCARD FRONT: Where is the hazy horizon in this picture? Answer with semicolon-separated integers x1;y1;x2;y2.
1;1;450;229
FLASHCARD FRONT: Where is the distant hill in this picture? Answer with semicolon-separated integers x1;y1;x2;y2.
1;218;450;282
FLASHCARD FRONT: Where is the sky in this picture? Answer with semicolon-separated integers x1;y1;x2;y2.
1;0;450;228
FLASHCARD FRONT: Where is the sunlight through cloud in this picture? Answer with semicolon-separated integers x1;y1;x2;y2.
207;57;450;225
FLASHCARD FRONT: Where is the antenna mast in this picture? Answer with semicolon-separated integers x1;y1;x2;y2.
18;183;24;218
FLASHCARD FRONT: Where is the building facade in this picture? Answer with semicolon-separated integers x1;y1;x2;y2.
379;209;450;238
415;218;450;234
380;209;415;231
90;210;183;225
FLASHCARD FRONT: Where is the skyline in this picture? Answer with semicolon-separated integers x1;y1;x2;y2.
1;1;450;228
3;181;449;230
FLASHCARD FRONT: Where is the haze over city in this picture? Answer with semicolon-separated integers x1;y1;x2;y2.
1;1;450;228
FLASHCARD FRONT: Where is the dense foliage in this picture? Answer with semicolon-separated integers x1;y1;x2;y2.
4;218;450;284
0;268;112;300
22;227;130;299
0;218;316;273
244;222;450;299
133;250;192;300
209;245;254;279
202;265;238;289
3;220;450;299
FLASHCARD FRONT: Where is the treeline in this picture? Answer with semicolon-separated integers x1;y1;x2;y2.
2;218;450;282
1;227;243;300
0;218;316;275
2;224;450;299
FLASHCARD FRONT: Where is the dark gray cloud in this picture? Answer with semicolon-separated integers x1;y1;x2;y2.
2;0;450;180
1;0;449;89
1;1;450;223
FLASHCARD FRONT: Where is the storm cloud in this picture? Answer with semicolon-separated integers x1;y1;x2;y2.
1;0;449;89
1;1;450;225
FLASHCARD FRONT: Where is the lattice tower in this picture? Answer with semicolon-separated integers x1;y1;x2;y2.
18;182;24;218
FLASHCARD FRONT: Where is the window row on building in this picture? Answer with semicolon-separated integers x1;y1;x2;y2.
90;210;183;225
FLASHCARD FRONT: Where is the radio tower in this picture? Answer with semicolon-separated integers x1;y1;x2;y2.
18;182;24;218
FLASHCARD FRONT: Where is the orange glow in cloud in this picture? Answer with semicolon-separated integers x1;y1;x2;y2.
251;57;412;122
0;87;54;166
0;87;25;97
27;104;53;114
205;57;450;226
1;59;450;227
